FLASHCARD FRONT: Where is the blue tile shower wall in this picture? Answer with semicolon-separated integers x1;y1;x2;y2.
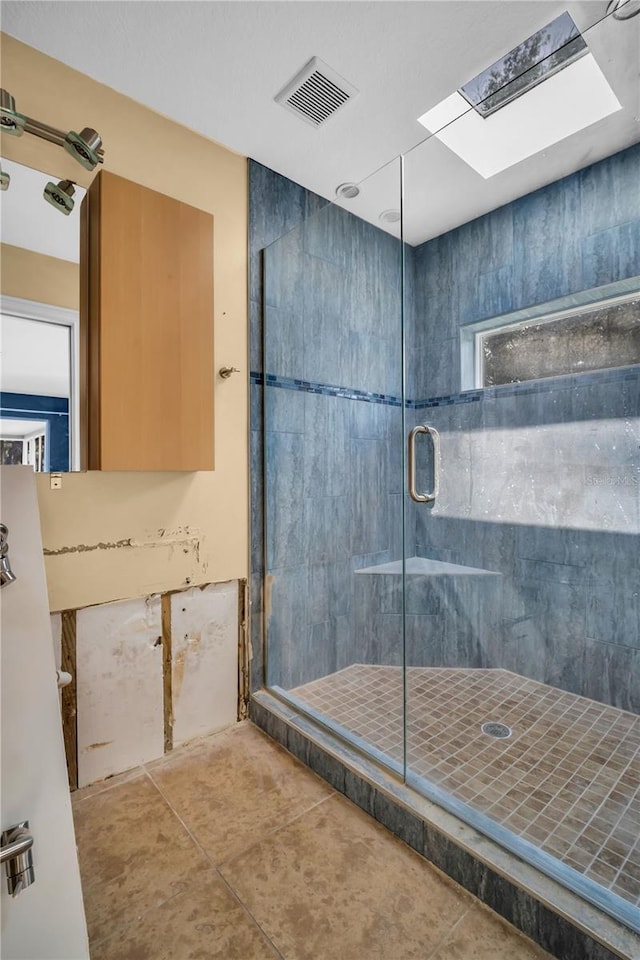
409;143;640;711
249;160;405;690
251;145;639;709
412;143;640;400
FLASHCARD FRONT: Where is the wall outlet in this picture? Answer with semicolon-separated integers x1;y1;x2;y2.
50;473;62;490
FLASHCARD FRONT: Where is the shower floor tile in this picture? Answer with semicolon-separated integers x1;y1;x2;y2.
291;664;640;911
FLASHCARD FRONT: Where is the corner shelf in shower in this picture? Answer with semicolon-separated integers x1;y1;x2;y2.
354;556;502;577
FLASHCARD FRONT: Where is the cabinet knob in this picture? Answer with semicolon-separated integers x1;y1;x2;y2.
219;366;240;380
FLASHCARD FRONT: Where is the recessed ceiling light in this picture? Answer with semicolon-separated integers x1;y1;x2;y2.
379;209;401;223
417;54;621;179
335;182;360;199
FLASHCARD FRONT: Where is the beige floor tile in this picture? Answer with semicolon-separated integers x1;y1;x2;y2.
73;772;209;943
220;792;471;960
430;905;551;959
148;721;333;863
90;869;281;960
71;766;144;804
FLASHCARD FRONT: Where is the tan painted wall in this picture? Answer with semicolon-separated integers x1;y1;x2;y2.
1;244;79;309
1;34;248;611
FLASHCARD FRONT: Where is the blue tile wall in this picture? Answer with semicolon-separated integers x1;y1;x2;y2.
410;143;640;711
251;146;639;708
248;150;639;956
249;159;405;691
249;162;326;690
413;142;640;402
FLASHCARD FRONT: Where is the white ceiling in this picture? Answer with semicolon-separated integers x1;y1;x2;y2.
2;1;640;244
0;313;70;397
0;418;47;439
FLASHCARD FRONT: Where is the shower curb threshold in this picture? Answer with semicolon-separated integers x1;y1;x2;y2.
251;689;640;960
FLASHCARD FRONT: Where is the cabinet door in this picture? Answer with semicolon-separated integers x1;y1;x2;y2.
82;171;214;470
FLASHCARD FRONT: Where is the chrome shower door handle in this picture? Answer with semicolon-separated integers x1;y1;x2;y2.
1;821;35;896
408;425;440;503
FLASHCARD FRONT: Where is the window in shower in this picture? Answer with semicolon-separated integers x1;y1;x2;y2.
480;291;640;387
459;284;640;391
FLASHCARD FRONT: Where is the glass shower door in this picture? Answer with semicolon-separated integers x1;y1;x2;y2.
401;5;640;932
262;157;408;773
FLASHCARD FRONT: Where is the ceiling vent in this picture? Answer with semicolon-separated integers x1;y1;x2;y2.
275;57;358;127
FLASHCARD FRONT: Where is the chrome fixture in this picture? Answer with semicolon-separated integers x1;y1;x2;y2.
607;0;640;17
408;425;440;503
43;179;76;216
481;722;513;739
1;822;35;897
0;89;105;170
0;89;26;136
0;164;9;191
0;523;16;587
219;366;241;379
64;127;103;171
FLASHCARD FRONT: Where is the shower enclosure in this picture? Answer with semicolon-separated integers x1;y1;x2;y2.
251;7;639;944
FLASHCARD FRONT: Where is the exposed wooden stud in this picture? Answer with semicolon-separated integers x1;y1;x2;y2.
60;609;78;790
238;578;250;720
161;593;173;753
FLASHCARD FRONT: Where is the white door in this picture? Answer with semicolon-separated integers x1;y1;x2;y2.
1;466;88;960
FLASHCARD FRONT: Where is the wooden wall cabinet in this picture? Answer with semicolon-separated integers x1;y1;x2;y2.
81;171;215;470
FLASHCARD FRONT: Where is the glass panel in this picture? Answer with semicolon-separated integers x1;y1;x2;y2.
403;7;639;935
263;157;407;771
0;157;83;470
0;314;71;471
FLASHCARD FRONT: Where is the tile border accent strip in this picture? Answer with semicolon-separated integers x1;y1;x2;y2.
251;364;639;411
415;364;640;409
250;691;638;960
250;372;402;406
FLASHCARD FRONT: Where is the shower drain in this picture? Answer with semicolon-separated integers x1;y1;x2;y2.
481;721;512;739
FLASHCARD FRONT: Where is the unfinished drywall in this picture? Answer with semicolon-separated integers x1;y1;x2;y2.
62;582;240;787
1;34;248;611
170;581;239;747
76;596;164;787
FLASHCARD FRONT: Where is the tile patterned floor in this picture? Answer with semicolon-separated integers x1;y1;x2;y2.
292;665;640;910
73;721;551;960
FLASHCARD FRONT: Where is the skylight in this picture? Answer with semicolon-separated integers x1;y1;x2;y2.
460;12;587;117
417;16;622;180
